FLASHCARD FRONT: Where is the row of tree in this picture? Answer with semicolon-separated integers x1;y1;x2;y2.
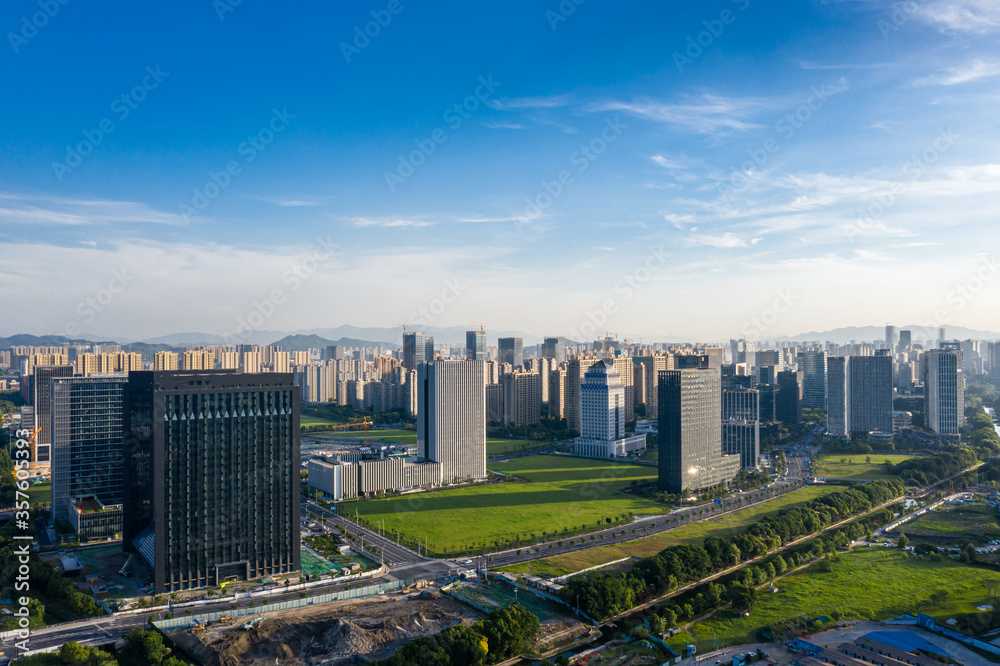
887;448;978;486
375;603;540;665
560;479;904;619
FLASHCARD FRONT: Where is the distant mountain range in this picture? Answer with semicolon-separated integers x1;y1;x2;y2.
772;325;1000;345
3;324;998;353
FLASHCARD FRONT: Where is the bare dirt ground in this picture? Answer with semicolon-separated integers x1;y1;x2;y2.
169;591;483;665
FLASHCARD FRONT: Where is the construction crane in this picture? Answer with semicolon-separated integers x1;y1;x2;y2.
467;323;487;332
394;322;409;334
326;418;373;446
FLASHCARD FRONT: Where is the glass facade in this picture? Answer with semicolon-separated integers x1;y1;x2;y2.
124;371;300;593
50;374;128;535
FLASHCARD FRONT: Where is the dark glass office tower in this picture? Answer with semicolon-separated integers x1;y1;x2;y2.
498;337;524;367
657;367;741;494
123;370;300;593
776;370;803;425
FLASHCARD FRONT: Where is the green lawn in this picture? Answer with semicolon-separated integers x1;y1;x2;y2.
300;414;345;426
498;485;842;578
812;453;916;479
689;549;1000;650
27;481;50;507
486;439;547;456
310;428;418;445
904;502;1000;545
352;456;660;556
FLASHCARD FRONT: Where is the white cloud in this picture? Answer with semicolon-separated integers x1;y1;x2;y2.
687;231;750;248
914;59;1000;86
486;94;572;110
915;0;1000;33
482;121;526;130
0;192;187;226
587;94;769;136
350;217;433;228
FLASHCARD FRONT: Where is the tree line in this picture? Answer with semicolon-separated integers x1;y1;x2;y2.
559;479;905;620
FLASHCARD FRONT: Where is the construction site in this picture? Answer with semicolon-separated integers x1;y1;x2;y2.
168;587;481;665
167;580;593;665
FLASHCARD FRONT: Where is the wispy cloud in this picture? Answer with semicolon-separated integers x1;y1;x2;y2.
482;121;526;130
486;94;572;110
687;231;753;248
914;59;1000;86
350;217;433;228
915;0;1000;33
0;192;187;226
586;94;769;137
650;155;686;169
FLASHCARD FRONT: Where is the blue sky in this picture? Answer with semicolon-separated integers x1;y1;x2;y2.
1;0;999;342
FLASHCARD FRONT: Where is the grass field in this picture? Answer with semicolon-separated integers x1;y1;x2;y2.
904;503;1000;545
300;414;345;427
812;453;916;479
688;549;1000;650
352;456;660;556
486;439;547;456
27;481;50;507
498;485;843;578
310;428;418;444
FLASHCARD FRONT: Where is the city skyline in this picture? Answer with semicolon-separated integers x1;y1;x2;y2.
2;2;1000;339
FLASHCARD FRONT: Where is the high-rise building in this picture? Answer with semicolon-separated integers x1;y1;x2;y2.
574;360;646;458
466;330;486;361
548;367;567;419
565;358;598;433
924;344;964;439
776;371;803;425
271;351;290;374
828;353;893;440
326;345;346;360
217;351;238;370
826;356;849;438
241;351;262;374
123;370;300;592
885;324;898;351
657;367;741;494
403;332;434;370
849;352;893;440
502;371;541;426
153;351;179;371
756;349;780;370
542;336;566;364
181;350;214;370
51;374;128;539
498;337;524;367
417;360;486;482
637;354;672;419
797;350;826;409
31;364;74;472
722;388;760;469
899;330;912;350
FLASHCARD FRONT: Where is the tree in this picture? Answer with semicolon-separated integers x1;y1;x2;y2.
897;534;909;548
478;603;540;661
729;585;758;613
120;628;173;665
